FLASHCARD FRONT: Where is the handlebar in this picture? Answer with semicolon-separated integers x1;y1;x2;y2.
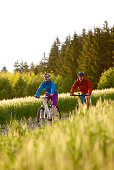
70;94;90;96
35;96;45;99
34;94;50;99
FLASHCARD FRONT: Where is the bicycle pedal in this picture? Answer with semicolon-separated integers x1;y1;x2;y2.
37;123;41;127
48;118;52;121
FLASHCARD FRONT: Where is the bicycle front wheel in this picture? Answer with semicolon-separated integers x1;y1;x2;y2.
49;105;61;120
37;107;47;126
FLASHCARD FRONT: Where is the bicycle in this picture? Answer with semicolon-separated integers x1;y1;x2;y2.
36;96;61;126
70;93;91;110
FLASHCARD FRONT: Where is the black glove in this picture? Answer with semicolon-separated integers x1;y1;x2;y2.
34;95;40;98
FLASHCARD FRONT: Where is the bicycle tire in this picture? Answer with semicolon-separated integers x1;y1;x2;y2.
37;106;46;125
49;105;61;120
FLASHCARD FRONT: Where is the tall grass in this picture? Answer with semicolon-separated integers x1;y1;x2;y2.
0;99;113;170
0;88;114;124
91;88;114;104
0;94;76;124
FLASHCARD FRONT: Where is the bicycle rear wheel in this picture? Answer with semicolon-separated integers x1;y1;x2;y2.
49;105;61;120
37;107;47;126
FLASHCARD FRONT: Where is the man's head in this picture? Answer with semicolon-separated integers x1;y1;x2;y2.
43;73;50;82
77;72;85;82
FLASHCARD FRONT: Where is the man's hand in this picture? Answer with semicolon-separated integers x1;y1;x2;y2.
34;95;39;98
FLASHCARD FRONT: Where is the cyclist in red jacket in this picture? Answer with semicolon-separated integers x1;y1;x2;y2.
70;72;93;109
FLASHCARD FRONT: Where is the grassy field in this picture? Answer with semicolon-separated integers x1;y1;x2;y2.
0;88;114;124
0;99;114;170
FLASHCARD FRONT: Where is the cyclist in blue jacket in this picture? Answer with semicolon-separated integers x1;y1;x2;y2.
34;73;58;117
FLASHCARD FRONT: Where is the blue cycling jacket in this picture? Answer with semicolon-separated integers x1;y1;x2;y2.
35;79;57;96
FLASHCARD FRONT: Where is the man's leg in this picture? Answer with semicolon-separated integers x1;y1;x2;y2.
80;94;90;109
86;97;90;109
52;94;58;118
85;95;91;109
80;95;85;104
52;105;57;118
45;93;50;103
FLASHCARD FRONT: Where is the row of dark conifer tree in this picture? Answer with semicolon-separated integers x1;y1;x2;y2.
1;21;114;89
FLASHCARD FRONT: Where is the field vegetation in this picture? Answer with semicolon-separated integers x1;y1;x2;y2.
0;98;113;170
0;88;114;124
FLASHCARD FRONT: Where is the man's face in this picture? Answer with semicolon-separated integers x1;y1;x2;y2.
44;76;50;82
78;76;84;82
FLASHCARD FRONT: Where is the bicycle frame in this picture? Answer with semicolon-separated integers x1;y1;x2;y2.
70;93;91;110
36;95;61;126
38;96;52;120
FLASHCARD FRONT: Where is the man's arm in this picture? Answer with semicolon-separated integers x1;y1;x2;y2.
35;82;44;96
87;79;93;94
51;81;56;95
70;81;78;95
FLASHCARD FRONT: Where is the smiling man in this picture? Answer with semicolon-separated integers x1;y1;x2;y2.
70;72;93;109
34;73;58;117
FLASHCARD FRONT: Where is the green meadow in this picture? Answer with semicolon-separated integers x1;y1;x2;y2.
0;98;114;170
0;88;114;170
0;88;114;124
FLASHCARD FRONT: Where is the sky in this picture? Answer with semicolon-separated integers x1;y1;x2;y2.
0;0;114;72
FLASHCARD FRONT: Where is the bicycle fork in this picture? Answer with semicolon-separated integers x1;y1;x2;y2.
45;104;52;126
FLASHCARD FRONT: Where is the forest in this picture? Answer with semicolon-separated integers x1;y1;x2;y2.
0;21;114;100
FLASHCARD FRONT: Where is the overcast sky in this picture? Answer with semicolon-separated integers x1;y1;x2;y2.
0;0;114;72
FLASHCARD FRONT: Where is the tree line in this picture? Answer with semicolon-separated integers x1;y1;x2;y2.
1;21;114;90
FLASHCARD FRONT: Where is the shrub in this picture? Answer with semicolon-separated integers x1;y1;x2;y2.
24;80;45;96
97;67;114;89
0;77;13;100
24;74;45;96
55;75;74;93
14;76;27;97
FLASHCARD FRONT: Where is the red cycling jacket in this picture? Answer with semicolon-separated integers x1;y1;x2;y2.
70;77;93;95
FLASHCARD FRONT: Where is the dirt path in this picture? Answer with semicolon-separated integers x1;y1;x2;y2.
0;113;69;135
